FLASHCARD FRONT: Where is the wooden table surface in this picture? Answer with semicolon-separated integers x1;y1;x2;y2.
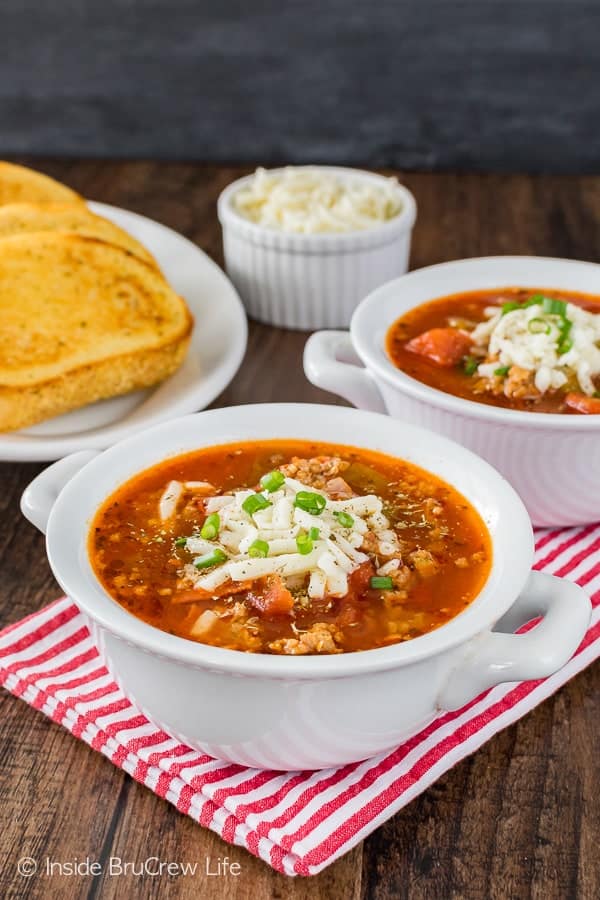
1;161;599;900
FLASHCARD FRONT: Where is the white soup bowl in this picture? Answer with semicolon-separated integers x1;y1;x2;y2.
21;404;590;769
304;256;600;527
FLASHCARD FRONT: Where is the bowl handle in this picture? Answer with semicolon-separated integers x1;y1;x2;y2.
21;450;101;535
438;571;591;710
303;330;386;413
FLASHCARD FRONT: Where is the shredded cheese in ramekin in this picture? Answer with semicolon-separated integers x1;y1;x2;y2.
232;167;403;234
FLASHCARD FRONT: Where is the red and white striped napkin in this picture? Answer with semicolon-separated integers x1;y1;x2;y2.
1;524;598;877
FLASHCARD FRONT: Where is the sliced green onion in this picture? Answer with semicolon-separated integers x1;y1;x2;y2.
260;470;285;492
294;491;327;515
501;296;543;316
494;365;511;377
174;536;187;548
309;526;320;540
541;297;567;316
558;336;573;355
463;356;479;376
557;318;573;355
527;317;552;335
370;575;394;590
193;548;227;569
333;510;354;528
248;539;269;558
242;493;272;516
200;513;220;540
296;532;314;555
501;294;573;355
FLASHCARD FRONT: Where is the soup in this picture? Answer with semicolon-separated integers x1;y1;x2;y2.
89;441;491;655
386;288;600;414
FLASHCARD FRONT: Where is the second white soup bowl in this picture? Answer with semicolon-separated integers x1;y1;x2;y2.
304;256;600;527
21;404;590;769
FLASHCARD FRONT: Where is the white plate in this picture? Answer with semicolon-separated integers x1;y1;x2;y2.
0;202;247;462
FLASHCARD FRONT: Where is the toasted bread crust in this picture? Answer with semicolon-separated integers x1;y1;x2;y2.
0;232;193;389
0;202;157;267
0;162;83;206
0;231;194;430
0;332;192;432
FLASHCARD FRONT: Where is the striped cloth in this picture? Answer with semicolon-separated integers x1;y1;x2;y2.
1;524;598;877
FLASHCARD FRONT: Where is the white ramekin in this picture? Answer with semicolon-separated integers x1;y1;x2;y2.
217;167;417;330
304;256;600;528
20;404;590;769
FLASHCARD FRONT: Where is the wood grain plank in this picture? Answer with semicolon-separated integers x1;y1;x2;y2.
0;698;129;899
88;780;363;900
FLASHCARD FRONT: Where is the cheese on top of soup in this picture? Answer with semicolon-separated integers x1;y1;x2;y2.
471;295;600;396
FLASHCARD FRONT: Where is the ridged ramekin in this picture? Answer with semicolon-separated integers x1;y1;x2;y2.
217;167;417;330
304;256;600;528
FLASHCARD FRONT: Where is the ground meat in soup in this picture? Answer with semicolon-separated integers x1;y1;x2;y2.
90;440;492;655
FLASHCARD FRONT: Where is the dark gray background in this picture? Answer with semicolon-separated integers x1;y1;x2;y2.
1;0;599;172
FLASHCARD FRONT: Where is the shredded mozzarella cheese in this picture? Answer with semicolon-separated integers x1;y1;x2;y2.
232;167;403;234
158;480;183;521
471;301;600;395
177;474;394;599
